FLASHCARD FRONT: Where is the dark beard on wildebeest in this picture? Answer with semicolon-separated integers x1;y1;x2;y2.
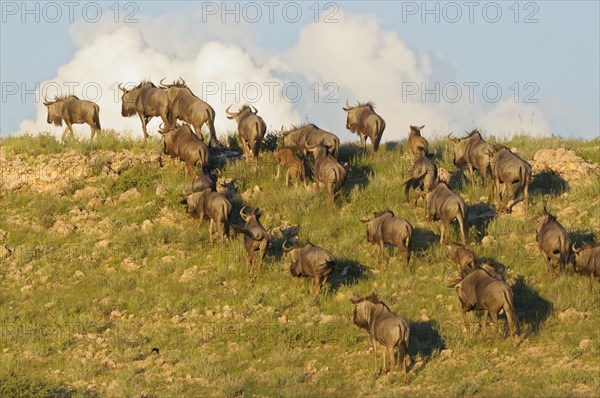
52;117;63;127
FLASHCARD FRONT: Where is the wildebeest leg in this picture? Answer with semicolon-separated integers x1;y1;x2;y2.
185;162;195;178
494;179;502;211
379;241;385;266
402;244;410;269
275;164;281;179
381;347;387;373
523;181;529;215
194;123;205;143
490;311;499;340
285;169;290;187
589;275;594;292
481;309;488;339
458;216;467;246
400;342;408;383
371;338;379;376
441;221;450;244
139;113;149;140
89;124;97;141
387;345;396;376
462;310;470;333
208;219;214;243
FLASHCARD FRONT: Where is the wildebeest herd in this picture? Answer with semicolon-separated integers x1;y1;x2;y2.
43;78;599;383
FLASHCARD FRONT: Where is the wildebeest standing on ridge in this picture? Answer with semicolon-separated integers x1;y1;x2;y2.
404;153;438;206
448;130;494;187
309;145;347;207
450;265;519;340
535;206;571;273
422;182;468;245
159;78;219;147
360;211;413;268
119;81;170;140
281;123;340;159
572;242;600;291
184;188;231;243
225;104;266;169
283;239;335;296
342;101;386;153
44;95;101;141
407;125;429;157
487;146;532;214
159;123;209;177
232;206;269;276
350;292;411;383
273;147;307;187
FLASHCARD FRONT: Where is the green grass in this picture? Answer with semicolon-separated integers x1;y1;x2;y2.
0;133;599;397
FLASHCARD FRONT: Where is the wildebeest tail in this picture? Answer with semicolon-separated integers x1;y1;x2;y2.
206;107;217;144
93;104;101;130
503;287;519;335
373;118;386;153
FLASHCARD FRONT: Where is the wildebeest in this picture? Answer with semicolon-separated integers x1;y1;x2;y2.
342;101;386;152
446;243;477;277
159;78;218;147
281;123;340;159
192;166;218;192
487;146;532;214
451;266;519;339
350;292;411;382
423;183;468;245
159;123;209;177
535;207;571;273
404;154;438;205
232;206;269;275
360;211;413;268
44;95;101;141
448;130;494;186
407;125;429;157
273;147;306;187
310;145;347;207
184;188;231;243
572;242;600;291
119;80;170;140
283;239;335;296
225;104;266;167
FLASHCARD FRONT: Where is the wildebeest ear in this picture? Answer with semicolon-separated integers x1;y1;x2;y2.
349;292;362;304
418;125;425;130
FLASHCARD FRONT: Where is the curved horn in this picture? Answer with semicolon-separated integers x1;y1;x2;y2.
225;104;236;116
282;239;294;252
214;168;221;176
178;77;185;85
250;105;258;114
239;205;250;220
118;83;127;93
343;100;351;111
447;132;459;143
43;96;51;106
159;77;168;87
572;243;581;254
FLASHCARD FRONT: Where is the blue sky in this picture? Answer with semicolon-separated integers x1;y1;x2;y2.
1;1;598;140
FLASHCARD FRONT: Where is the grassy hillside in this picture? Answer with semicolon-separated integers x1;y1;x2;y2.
1;132;599;397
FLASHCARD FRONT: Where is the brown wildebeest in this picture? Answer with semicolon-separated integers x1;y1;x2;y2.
535;206;571;273
342;101;386;152
310;145;347;207
404;154;438;205
360;211;413;268
423;182;468;245
283;239;335;296
44;95;100;141
184;188;231;243
232;206;269;275
448;129;494;187
225;104;266;168
119;80;170;140
446;243;477;277
487;146;532;214
572;242;600;291
281;123;340;159
273;147;306;187
159;78;218;147
159;123;209;177
450;265;519;340
192;166;218;193
350;292;411;383
407;125;429;157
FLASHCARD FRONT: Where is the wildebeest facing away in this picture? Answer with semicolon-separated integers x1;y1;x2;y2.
450;265;519;339
281;123;340;159
232;206;269;275
448;130;494;187
159;78;218;147
572;242;600;291
423;183;468;245
404;153;438;205
310;145;347;207
535;206;571;273
273;147;307;187
487;146;532;214
350;292;411;382
446;243;477;277
342;101;386;152
407;125;429;157
159;123;209;177
360;211;413;268
225;104;266;168
44;95;101;141
283;239;335;296
119;80;170;140
184;188;231;243
192;166;218;192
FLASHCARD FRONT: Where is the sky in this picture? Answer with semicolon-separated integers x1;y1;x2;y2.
1;1;599;141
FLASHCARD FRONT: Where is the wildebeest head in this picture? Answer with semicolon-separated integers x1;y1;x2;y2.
118;81;154;117
282;239;306;270
158;122;185;154
239;205;261;223
360;211;394;242
342;101;375;132
410;125;425;136
43;96;77;126
225;104;257;123
572;243;597;273
349;292;381;329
